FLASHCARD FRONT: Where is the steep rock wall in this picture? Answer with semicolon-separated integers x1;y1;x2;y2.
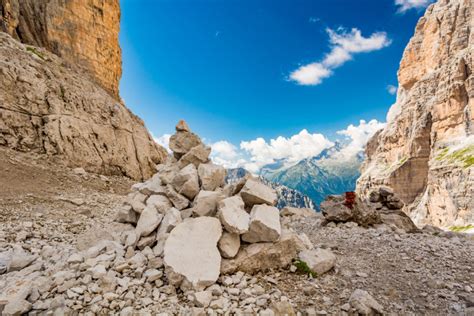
357;0;473;227
0;32;167;180
0;0;121;97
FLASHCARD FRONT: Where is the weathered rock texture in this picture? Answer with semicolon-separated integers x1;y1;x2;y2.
321;189;419;233
357;0;474;227
119;121;314;290
0;32;166;179
0;0;121;97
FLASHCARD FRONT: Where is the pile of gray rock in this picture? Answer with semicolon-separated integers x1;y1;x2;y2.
0;121;338;315
368;186;404;210
116;121;326;291
320;187;418;233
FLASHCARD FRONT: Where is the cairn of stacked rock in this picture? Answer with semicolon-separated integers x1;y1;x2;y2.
116;120;315;290
320;187;418;233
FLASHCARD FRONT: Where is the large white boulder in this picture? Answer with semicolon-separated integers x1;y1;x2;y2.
115;204;138;224
218;196;250;234
219;194;245;209
193;190;225;217
129;192;147;214
179;177;200;200
218;232;240;259
158;163;180;185
0;248;37;273
242;205;281;243
240;179;277;207
164;217;222;289
157;208;182;237
178;144;211;169
147;195;173;214
298;248;336;276
221;230;307;274
172;164;200;199
135;205;163;238
198;163;226;191
139;173;164;196
169;130;202;158
165;185;189;210
3;299;32;316
192;290;213;308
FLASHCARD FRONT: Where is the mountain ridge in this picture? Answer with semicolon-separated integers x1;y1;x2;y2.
261;143;363;208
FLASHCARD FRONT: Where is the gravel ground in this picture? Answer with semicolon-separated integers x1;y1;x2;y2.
0;147;473;315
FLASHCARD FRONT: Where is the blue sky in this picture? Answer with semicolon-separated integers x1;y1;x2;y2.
119;0;433;171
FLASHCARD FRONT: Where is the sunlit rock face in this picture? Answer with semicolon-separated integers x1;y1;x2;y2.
0;0;122;97
0;0;168;179
357;0;473;228
0;32;167;180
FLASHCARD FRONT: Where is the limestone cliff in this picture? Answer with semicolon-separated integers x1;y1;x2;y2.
357;0;473;227
0;32;167;180
0;0;121;97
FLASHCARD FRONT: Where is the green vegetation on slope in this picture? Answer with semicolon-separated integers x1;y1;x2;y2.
449;224;474;232
436;145;474;168
293;259;317;278
26;46;45;60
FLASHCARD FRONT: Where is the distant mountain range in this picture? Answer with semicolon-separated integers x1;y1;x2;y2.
261;143;363;208
226;168;315;210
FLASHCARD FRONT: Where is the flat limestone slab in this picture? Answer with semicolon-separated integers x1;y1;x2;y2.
164;217;222;289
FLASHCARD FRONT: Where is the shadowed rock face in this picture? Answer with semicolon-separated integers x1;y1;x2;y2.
0;32;167;180
358;0;474;227
0;0;122;97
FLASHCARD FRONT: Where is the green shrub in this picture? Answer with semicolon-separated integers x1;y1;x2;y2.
293;259;317;278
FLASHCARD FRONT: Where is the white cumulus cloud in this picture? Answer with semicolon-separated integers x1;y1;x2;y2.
395;0;433;12
289;63;333;86
290;27;391;86
336;119;386;159
387;85;398;95
240;129;334;171
210;141;247;169
152;119;386;174
153;133;172;153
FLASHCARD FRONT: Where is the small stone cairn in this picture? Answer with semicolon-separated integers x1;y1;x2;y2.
320;187;418;233
116;120;315;290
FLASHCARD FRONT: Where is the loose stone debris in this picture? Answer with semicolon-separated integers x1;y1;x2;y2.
0;122;472;315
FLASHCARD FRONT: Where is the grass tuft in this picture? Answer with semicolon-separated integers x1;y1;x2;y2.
449;224;474;232
293;259;317;278
26;46;45;60
436;145;474;168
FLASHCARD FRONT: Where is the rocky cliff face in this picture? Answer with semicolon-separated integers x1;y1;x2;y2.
357;0;473;227
0;0;121;97
0;32;166;180
0;0;167;179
